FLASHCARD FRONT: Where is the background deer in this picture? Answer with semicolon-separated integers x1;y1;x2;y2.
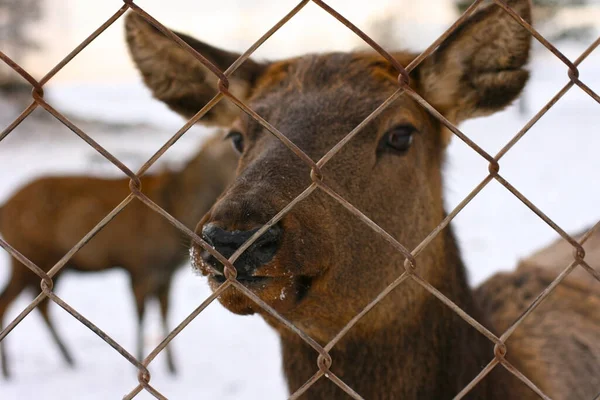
519;226;600;287
0;132;238;378
126;0;600;398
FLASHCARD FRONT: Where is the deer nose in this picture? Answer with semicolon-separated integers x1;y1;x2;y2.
201;223;282;277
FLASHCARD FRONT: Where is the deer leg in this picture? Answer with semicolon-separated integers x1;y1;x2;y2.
37;297;74;367
130;277;147;364
157;280;176;374
0;261;29;379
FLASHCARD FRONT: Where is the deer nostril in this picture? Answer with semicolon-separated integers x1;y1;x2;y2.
201;226;215;246
250;225;282;265
200;223;283;276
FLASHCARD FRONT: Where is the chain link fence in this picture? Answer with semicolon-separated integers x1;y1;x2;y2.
1;0;599;398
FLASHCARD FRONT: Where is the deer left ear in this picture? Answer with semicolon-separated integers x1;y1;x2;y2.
125;12;267;125
416;0;532;125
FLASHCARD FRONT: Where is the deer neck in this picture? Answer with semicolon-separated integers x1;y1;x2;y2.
278;225;522;399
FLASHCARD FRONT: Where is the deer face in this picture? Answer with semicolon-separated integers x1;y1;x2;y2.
126;0;531;337
195;53;448;320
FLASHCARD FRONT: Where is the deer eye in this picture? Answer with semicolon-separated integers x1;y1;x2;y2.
380;125;416;154
226;131;245;153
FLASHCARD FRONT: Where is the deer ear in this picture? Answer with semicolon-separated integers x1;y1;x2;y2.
416;0;532;125
125;12;266;126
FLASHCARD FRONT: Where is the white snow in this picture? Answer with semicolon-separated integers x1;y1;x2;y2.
0;45;599;399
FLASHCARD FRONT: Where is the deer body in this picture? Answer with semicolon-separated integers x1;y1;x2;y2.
126;0;600;398
0;133;238;377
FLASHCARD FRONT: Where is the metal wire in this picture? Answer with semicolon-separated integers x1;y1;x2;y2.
0;0;598;398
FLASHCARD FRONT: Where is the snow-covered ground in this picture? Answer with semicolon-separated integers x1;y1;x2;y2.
0;46;599;399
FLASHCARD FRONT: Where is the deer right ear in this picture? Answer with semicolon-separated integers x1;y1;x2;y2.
125;13;267;126
416;0;532;125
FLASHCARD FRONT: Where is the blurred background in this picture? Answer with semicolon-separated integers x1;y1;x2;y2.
0;0;599;398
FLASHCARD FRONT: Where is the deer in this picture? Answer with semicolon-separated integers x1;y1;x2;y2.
519;226;600;285
125;0;600;398
0;132;239;378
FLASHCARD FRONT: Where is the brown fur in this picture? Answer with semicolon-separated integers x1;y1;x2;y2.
124;15;266;125
519;226;600;290
477;227;600;398
126;1;600;398
0;133;238;377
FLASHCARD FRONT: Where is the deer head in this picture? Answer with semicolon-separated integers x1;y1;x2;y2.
126;0;531;343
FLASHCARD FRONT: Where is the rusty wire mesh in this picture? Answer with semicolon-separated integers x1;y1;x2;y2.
1;0;599;398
